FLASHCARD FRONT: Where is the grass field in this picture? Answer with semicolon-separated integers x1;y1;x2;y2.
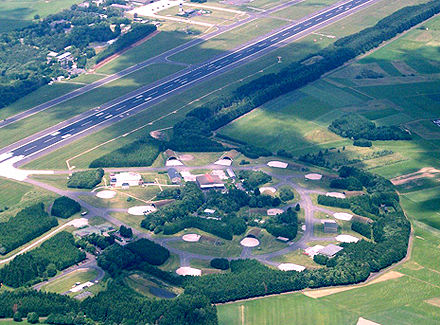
270;0;341;21
0;0;82;32
41;269;98;294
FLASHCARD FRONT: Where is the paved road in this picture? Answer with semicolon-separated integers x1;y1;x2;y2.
0;0;380;167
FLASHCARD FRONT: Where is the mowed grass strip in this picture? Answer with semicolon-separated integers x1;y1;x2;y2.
41;269;98;294
0;63;184;149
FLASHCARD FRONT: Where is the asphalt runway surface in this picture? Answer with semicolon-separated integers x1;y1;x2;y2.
1;0;376;164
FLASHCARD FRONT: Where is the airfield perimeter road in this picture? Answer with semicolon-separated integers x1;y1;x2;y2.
0;0;384;167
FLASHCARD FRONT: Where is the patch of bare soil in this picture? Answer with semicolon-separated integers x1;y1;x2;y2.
391;167;440;185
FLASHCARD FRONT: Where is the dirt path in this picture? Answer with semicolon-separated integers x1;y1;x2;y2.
92;30;161;71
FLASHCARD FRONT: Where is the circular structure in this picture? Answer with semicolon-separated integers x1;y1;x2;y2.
176;267;202;276
260;187;276;194
336;234;359;243
240;237;260;247
127;205;157;216
326;192;346;199
182;234;201;242
278;263;306;272
305;173;323;180
334;212;353;221
96;190;116;199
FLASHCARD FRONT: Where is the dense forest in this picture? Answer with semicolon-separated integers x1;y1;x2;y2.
0;232;85;287
0;203;58;255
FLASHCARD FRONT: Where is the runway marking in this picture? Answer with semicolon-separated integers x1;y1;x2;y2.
164;84;173;89
135;95;143;99
81;120;93;126
50;131;60;136
96;112;104;117
145;97;152;101
61;134;71;139
24;146;36;152
104;114;113;119
282;32;289;36
44;138;54;143
150;91;158;95
115;105;126;111
194;71;202;76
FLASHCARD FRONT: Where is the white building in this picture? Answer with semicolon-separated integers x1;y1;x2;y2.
110;172;143;187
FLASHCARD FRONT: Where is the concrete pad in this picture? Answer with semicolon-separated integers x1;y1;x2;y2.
96;190;116;199
127;205;157;216
166;159;184;167
304;245;325;257
334;212;353;221
214;159;233;166
267;161;288;169
278;263;306;272
240;237;259;247
182;234;201;242
180;171;196;182
326;192;346;199
267;208;284;216
356;318;382;325
68;218;89;228
305;173;322;180
176;267;202;276
260;187;276;194
0;155;54;181
336;234;359;243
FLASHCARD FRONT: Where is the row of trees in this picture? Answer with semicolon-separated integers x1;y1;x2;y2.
175;0;440;140
0;203;58;255
0;232;85;287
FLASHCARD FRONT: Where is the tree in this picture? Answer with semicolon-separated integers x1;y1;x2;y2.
119;225;133;238
295;203;300;211
34;14;40;20
27;312;39;324
13;312;22;322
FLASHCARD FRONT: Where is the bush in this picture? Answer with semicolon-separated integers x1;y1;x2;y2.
51;196;81;219
126;238;170;266
67;169;104;189
279;188;294;202
210;258;230;270
27;312;39;324
237;170;271;190
330;176;363;191
13;312;22;322
119;225;133;238
353;139;372;147
317;195;351;209
313;254;329;265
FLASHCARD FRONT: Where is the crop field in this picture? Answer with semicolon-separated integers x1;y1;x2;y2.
0;63;184;149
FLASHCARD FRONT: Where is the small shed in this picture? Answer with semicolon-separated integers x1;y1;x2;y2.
322;220;338;233
167;168;182;184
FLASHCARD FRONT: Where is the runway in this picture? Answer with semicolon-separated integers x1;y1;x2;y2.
2;0;376;164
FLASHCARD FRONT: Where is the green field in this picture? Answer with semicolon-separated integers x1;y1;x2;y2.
271;0;340;21
41;269;98;294
0;0;82;32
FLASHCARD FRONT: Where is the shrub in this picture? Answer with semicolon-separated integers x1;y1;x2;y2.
126;238;170;266
13;312;22;322
27;312;39;324
353;139;372;147
210;258;230;270
51;196;81;219
279;188;294;202
313;254;329;265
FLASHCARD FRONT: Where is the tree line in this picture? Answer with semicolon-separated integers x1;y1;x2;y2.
67;169;104;189
0;203;58;255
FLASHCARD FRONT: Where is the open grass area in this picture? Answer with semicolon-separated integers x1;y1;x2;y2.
168;236;243;258
0;82;81;121
270;0;340;21
41;269;98;294
0;63;184;149
0;0;82;32
0;177;57;223
169;17;288;64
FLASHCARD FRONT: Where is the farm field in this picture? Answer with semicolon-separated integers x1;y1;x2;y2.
0;63;184;149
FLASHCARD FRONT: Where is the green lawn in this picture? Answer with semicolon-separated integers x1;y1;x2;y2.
41;269;98;294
